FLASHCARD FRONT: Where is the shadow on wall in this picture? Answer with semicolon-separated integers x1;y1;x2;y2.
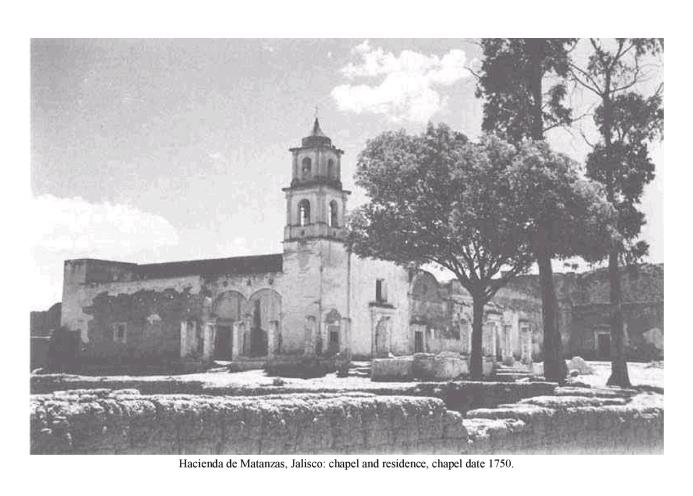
39;328;80;373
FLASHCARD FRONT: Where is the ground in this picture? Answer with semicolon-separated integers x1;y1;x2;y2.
576;361;663;389
37;360;663;391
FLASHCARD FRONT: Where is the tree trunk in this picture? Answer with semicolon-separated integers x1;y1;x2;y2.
606;247;631;387
526;40;566;383
536;227;567;383
469;296;485;380
599;84;631;388
526;39;545;140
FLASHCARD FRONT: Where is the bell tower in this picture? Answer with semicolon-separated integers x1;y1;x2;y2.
279;118;353;357
283;118;349;242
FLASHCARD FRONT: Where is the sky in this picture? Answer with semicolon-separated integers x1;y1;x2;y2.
30;39;663;310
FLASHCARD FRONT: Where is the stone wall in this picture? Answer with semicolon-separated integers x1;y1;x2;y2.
464;389;663;454
30;386;662;454
31;336;50;370
569;301;664;360
30;302;62;337
82;287;204;367
502;263;664;361
31;390;467;454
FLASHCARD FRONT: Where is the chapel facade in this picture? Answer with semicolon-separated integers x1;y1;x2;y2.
60;119;539;371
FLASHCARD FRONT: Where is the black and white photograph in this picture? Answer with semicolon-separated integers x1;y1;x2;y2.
26;36;665;457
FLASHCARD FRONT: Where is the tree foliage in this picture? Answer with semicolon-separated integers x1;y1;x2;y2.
348;123;613;379
475;38;576;142
349;124;535;298
349;124;536;378
507;140;615;263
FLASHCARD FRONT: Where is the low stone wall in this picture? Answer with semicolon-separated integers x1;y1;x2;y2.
31;390;468;455
371;356;414;381
31;386;662;454
463;389;663;454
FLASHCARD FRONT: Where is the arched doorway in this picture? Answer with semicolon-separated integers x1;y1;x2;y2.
247;289;281;357
212;291;245;360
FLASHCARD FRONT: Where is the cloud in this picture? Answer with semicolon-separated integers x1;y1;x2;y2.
30;195;179;309
331;40;470;122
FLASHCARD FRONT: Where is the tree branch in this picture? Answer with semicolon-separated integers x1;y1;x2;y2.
568;62;604;97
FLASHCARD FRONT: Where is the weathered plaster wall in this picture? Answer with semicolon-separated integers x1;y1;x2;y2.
409;273;467;354
348;253;411;357
30;302;62;336
569;302;664;359
82;286;204;366
279;239;333;354
61;258;203;344
279;239;412;359
62;257;285;369
499;263;663;360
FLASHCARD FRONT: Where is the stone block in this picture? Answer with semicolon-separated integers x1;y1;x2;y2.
371;356;414;381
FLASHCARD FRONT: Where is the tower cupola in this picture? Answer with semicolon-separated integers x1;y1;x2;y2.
289;118;343;189
302;118;332;147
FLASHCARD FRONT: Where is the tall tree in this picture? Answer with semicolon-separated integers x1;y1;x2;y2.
348;124;535;379
570;38;663;387
506;141;615;373
475;38;577;381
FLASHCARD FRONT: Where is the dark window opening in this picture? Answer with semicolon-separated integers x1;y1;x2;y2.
329;200;338;227
375;279;387;304
597;333;611;360
414;330;424;353
195;324;203;355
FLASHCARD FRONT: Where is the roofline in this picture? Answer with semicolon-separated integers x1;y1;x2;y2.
64;253;283;269
64;258;137;266
138;253;282;269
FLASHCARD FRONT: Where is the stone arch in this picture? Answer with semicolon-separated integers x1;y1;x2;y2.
409;271;446;335
246;289;281;356
211;291;246;361
298;199;311;226
410;271;441;300
301;157;312;179
212;291;245;321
